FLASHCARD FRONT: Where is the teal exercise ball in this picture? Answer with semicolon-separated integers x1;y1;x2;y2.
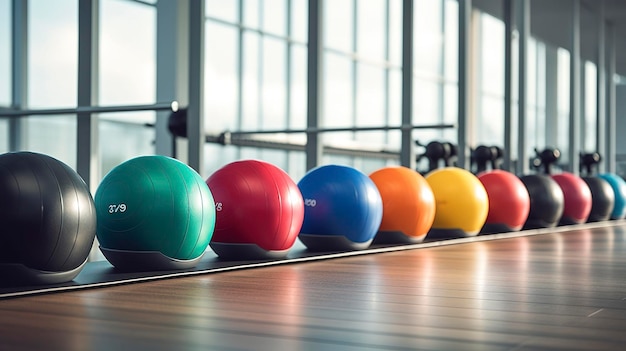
95;156;216;270
598;173;626;220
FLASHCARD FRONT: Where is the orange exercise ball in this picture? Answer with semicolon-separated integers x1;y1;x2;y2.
425;167;489;238
369;166;436;244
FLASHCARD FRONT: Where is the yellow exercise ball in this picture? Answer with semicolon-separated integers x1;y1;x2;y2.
425;167;489;238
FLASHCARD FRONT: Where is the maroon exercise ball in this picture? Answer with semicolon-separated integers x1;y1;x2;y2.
551;172;592;225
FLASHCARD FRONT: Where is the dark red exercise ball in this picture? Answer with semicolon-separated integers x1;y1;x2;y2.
551;173;592;225
206;160;304;260
477;170;530;233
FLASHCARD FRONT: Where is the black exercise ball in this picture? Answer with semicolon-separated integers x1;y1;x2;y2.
0;152;97;285
582;176;615;222
519;174;565;229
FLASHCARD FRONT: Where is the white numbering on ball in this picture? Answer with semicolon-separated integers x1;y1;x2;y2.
108;203;127;213
215;202;223;211
304;198;317;207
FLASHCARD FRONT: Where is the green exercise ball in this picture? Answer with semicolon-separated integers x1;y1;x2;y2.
95;155;215;271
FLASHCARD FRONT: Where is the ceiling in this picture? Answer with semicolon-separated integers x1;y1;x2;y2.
473;0;626;77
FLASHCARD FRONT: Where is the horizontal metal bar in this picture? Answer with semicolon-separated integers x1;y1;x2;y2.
127;0;156;7
222;123;455;136
0;101;179;117
205;133;401;159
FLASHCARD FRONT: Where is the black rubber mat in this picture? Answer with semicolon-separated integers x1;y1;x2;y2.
1;220;620;299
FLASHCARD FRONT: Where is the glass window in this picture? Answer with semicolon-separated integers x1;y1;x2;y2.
263;0;286;37
290;45;307;130
99;116;155;175
242;32;261;129
99;0;156;107
28;0;77;108
99;0;156;182
413;0;457;148
243;0;260;29
584;61;597;152
0;0;10;107
262;37;287;129
322;0;405;167
323;52;353;143
25;0;78;167
443;0;458;81
355;63;386;144
206;0;238;22
414;0;443;77
476;12;505;148
0;121;8;153
324;0;353;52
203;0;307;177
388;0;402;67
356;0;386;61
480;13;504;96
24;116;77;168
556;47;570;163
205;22;239;132
291;0;308;43
386;69;402;146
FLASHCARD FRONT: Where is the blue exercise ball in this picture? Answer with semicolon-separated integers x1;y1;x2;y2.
598;173;626;219
297;164;383;251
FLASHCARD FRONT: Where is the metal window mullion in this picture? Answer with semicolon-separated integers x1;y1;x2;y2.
439;0;446;141
286;0;292;129
596;3;606;172
400;0;413;168
384;0;390;146
257;0;264;133
606;23;616;173
236;0;244;159
579;55;586;152
516;0;529;176
305;0;323;170
77;0;99;190
155;0;188;157
351;0;357;145
568;0;581;175
545;45;558;158
468;8;480;148
186;0;205;173
9;0;27;151
536;40;543;149
457;0;471;170
285;0;293;170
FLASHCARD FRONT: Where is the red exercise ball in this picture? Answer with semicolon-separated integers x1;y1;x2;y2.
551;172;592;225
478;170;530;233
206;160;304;260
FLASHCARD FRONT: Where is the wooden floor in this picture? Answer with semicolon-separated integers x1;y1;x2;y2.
2;225;626;351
